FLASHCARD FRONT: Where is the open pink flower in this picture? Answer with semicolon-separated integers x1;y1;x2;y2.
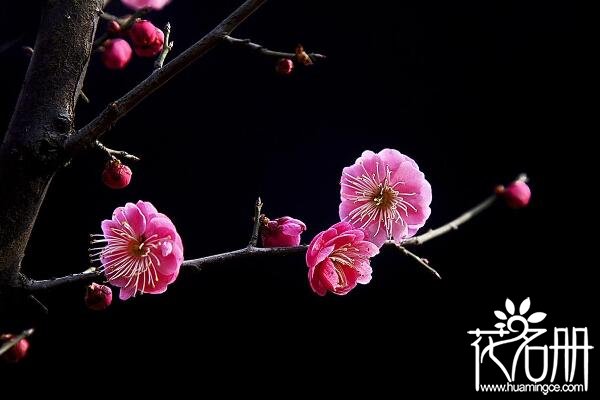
306;222;379;296
91;201;183;300
121;0;172;11
339;149;432;247
261;216;306;247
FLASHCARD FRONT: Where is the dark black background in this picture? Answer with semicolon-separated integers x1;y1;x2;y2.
1;0;594;396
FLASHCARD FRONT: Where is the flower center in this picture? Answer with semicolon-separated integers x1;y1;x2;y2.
373;185;396;207
342;162;418;239
129;237;152;257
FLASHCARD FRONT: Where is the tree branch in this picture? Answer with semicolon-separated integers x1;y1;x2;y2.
224;36;327;62
401;194;498;246
25;246;308;290
65;0;268;157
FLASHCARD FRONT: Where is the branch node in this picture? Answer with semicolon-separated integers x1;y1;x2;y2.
249;197;263;247
96;140;140;162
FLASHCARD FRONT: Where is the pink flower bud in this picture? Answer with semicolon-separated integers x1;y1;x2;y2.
101;39;132;70
121;0;172;11
130;20;164;58
1;334;30;363
129;20;158;47
261;216;307;247
85;283;113;311
276;58;294;75
135;30;164;57
502;180;531;208
107;20;121;34
102;159;132;189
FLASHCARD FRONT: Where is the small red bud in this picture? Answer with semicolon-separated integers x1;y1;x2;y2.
276;58;294;75
101;39;132;70
85;283;113;311
502;180;531;208
1;334;30;363
107;20;121;34
102;159;132;189
129;20;158;47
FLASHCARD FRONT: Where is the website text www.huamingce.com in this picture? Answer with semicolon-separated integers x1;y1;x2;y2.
479;383;585;395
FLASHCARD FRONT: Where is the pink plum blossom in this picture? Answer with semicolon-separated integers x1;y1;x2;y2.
91;201;184;300
261;216;306;247
121;0;172;11
339;149;432;247
306;221;379;296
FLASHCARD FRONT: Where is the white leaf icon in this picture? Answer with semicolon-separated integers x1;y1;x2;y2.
519;297;531;315
494;310;508;320
505;298;515;315
495;322;506;329
527;312;547;323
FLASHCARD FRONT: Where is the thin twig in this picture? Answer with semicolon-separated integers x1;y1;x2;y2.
154;22;174;69
27;270;101;291
384;243;441;279
66;0;268;156
402;194;498;246
182;245;307;272
96;140;140;162
28;295;49;315
224;36;327;62
249;197;263;247
0;328;34;357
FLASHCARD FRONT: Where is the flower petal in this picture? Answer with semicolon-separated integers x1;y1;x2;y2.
119;285;136;300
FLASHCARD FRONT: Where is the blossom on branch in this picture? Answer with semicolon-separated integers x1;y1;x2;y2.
129;20;165;58
101;39;132;70
306;222;379;296
339;149;432;247
90;201;184;300
121;0;172;11
261;216;306;247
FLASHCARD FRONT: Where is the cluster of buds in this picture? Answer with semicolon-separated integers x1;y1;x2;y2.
101;19;165;70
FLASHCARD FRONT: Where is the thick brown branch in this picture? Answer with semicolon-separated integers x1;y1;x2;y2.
224;36;327;62
66;0;268;156
0;0;103;285
401;194;498;246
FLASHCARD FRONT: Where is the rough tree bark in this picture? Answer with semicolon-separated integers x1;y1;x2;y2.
0;0;103;292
